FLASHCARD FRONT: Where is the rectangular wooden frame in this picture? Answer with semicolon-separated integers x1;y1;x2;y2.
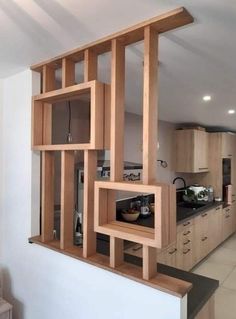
94;181;176;248
32;80;105;151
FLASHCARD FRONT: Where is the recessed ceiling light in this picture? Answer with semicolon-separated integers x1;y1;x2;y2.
203;95;212;102
228;109;235;114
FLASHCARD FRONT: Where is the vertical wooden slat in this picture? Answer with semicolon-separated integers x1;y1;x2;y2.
60;151;75;250
32;100;43;146
142;26;159;279
90;81;104;149
110;38;125;268
110;237;123;268
84;49;98;82
104;84;111;149
83;150;97;258
43;103;52;145
42;65;55;93
41;151;54;242
110;39;125;182
83;48;98;257
62;58;75;88
142;26;158;185
143;245;157;280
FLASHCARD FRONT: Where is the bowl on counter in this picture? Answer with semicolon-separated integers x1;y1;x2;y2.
121;209;140;222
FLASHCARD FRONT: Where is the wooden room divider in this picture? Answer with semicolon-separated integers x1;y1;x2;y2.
30;7;194;297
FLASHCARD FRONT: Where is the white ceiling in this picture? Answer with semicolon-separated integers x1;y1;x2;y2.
0;0;236;130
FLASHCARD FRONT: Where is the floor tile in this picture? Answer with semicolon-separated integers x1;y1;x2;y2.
221;236;236;250
193;260;234;284
222;267;236;290
207;247;236;266
215;287;236;319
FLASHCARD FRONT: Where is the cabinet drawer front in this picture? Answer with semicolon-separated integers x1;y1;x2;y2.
177;219;194;233
178;225;194;245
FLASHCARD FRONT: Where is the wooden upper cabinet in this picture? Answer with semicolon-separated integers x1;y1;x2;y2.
174;129;209;173
221;133;235;158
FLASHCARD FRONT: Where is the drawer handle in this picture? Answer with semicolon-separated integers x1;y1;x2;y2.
183;230;191;236
201;236;208;242
228;154;232;157
168;248;177;255
183;249;191;255
198;167;208;170
183;239;191;245
183;221;190;227
201;213;208;217
132;245;142;251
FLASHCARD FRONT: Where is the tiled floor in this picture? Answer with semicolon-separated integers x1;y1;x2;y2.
192;233;236;319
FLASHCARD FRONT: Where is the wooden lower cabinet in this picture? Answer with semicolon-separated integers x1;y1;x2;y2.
177;224;195;271
194;212;210;264
222;206;235;241
124;204;236;272
208;206;222;250
160;243;178;267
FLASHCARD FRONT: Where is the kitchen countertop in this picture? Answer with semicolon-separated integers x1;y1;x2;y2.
176;201;223;223
96;239;219;319
121;201;224;229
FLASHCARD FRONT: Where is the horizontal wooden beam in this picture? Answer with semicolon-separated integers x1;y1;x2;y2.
31;7;193;71
33;80;95;102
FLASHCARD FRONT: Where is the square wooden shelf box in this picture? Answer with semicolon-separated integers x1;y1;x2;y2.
94;181;176;249
32;80;105;151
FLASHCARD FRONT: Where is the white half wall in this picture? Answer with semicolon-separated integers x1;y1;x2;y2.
0;69;187;319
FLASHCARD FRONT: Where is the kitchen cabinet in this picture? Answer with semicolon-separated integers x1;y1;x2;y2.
174;129;209;173
162;243;178;267
194;212;210;263
221;133;235;158
177;223;195;271
222;206;233;241
124;204;235;272
208;206;223;250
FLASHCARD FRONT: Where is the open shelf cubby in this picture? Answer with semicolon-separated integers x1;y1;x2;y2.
32;80;105;151
94;181;176;248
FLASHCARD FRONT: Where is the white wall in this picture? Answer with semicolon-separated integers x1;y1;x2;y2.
0;70;186;319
